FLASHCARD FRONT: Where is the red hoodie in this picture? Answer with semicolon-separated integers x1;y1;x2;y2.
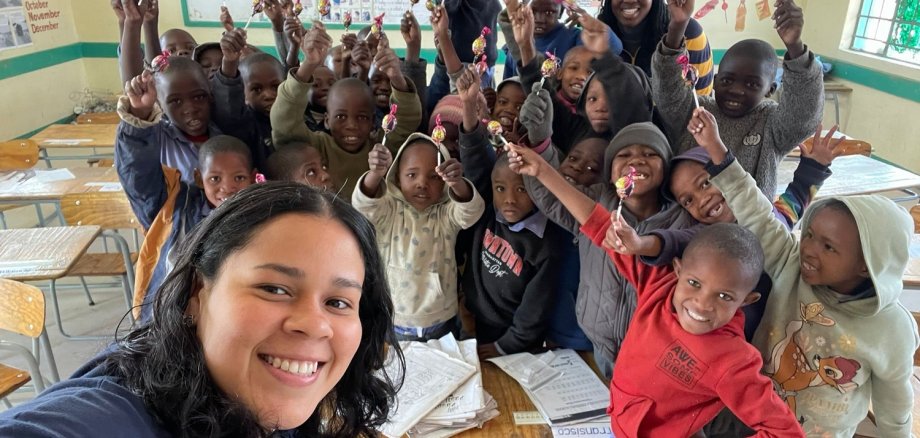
580;204;803;438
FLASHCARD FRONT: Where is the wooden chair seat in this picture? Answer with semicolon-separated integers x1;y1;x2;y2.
0;363;31;399
67;252;138;277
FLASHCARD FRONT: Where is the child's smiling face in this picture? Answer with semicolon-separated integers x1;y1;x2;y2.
799;205;869;294
557;47;592;102
610;144;663;197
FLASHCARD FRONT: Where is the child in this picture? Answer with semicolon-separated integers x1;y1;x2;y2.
159;28;197;58
652;0;823;199
499;0;622;79
213;29;285;172
512;7;657;152
117;60;219;185
116;128;255;320
264;142;334;191
459;127;566;359
692;107;919;437
510;121;696;379
192;42;222;79
305;65;334;134
506;141;804;436
352;135;485;341
272;24;421;198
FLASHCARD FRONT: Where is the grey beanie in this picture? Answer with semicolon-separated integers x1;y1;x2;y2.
671;146;712;166
603;121;673;182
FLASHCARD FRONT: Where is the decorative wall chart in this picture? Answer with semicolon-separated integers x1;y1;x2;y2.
182;0;603;30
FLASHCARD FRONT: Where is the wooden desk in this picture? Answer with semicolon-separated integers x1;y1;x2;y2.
457;352;606;437
0;167;120;203
29;124;117;166
777;155;920;199
0;226;101;282
75;112;119;125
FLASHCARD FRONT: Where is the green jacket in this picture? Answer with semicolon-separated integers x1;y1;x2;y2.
271;71;422;198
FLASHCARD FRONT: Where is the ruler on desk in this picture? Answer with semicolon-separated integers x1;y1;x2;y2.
513;411;547;425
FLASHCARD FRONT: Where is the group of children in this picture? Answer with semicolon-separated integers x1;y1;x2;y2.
110;0;918;436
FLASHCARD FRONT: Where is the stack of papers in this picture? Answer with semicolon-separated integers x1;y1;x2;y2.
489;349;609;426
379;334;499;438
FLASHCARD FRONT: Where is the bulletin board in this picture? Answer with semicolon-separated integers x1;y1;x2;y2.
181;0;605;30
181;0;435;30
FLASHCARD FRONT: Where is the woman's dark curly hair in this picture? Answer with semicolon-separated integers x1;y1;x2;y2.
105;182;404;437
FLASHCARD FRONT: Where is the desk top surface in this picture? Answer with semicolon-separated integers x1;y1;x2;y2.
778;155;920;198
0;167;120;202
30;124;117;148
0;226;101;281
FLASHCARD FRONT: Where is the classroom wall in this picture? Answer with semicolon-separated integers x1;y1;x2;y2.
0;0;87;140
802;0;920;173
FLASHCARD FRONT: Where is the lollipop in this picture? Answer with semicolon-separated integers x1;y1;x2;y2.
343;11;352;32
676;54;700;108
380;104;398;146
431;114;446;165
317;0;331;17
614;166;637;221
148;49;171;73
472;27;491;75
244;0;264;29
425;0;436;11
365;12;385;40
293;0;303;16
487;120;509;148
538;51;559;89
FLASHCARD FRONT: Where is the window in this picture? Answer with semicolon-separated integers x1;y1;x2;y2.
850;0;920;66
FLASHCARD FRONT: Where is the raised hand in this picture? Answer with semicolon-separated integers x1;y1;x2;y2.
122;0;148;25
518;82;553;144
579;12;610;55
400;11;421;48
506;143;547;177
367;143;393;177
604;212;642;254
124;70;158;120
143;0;159;23
510;5;534;47
666;0;694;25
301;20;333;67
263;0;285;30
773;0;805;57
429;4;450;38
374;33;408;90
220;28;247;67
284;16;304;46
351;40;372;72
504;0;521;16
111;0;126;23
801;123;844;167
220;5;235;32
687;107;729;164
456;65;482;104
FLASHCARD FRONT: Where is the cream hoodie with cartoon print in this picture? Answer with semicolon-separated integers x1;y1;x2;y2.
352;133;485;329
712;159;918;438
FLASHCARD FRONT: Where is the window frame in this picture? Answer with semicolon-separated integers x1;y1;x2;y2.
849;0;920;66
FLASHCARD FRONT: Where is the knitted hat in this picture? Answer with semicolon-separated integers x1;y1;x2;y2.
603;121;673;182
429;95;464;133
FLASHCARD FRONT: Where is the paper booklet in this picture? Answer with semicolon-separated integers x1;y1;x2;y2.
491;349;609;425
379;340;476;438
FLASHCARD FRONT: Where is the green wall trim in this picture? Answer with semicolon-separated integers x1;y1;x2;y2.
821;56;920;104
0;43;83;81
15;114;77;139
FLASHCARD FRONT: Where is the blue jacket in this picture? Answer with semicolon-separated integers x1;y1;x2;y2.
116;119;209;321
502;23;623;79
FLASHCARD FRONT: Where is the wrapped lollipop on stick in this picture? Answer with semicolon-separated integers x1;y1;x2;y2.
380;104;398;146
431;114;447;166
539;51;560;89
244;0;265;29
147;49;171;73
614;166;636;221
471;26;491;74
343;11;352;32
425;0;437;11
316;0;331;18
487;120;509;148
676;54;700;108
364;12;386;40
293;0;304;16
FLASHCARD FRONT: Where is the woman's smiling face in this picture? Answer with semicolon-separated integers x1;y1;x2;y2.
187;213;365;430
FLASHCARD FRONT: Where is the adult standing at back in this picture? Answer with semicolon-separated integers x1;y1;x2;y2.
598;0;714;95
